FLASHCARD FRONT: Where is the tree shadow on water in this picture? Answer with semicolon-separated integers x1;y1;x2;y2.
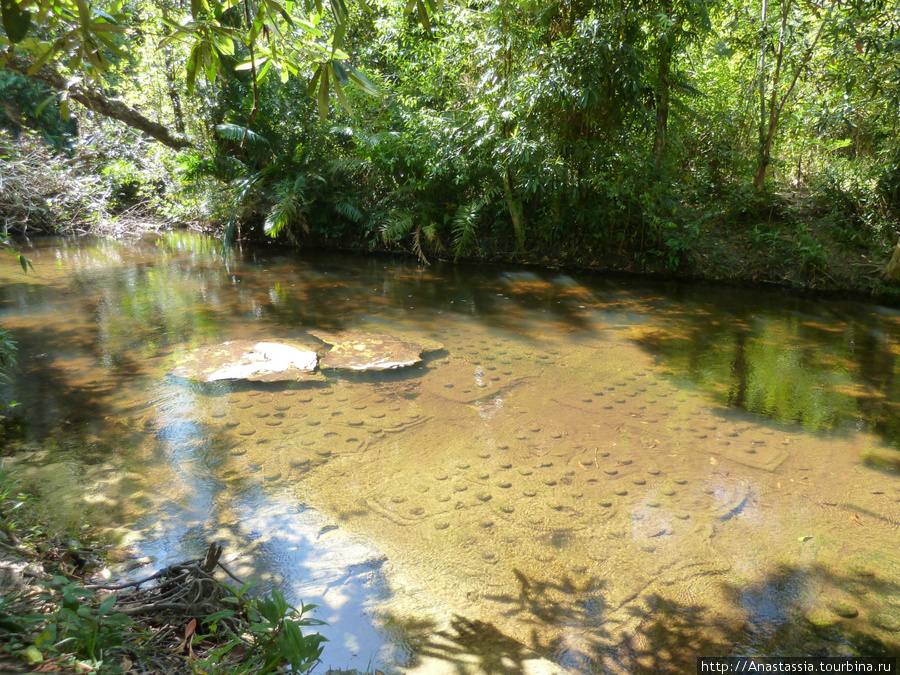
388;562;900;675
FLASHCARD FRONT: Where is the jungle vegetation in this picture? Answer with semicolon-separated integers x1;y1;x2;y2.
0;0;899;291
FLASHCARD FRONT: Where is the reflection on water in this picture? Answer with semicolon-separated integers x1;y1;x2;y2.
635;293;900;445
2;234;900;673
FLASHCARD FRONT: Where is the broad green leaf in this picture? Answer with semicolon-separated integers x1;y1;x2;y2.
296;16;324;36
89;23;127;33
91;8;118;23
1;0;32;43
257;57;272;81
333;78;351;113
331;21;346;51
317;64;330;121
27;39;65;75
331;58;349;84
235;56;269;71
306;64;322;98
204;609;236;623
265;0;295;27
346;64;379;96
98;593;117;617
331;0;349;24
211;31;234;56
94;32;128;58
280;65;289;83
271;588;288;616
190;0;209;19
60;99;70;121
34;93;56;118
76;0;91;31
185;44;200;93
417;0;431;31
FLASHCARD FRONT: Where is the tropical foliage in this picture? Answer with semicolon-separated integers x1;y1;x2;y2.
0;0;897;282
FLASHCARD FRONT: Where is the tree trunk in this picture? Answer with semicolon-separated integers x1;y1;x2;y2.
502;167;526;252
652;38;672;166
754;0;830;191
4;55;193;151
652;0;675;167
165;64;186;135
882;241;900;280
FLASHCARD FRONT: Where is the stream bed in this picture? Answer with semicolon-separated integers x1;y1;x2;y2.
1;233;899;673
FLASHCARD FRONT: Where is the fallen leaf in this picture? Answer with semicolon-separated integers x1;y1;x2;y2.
709;456;719;465
798;535;812;542
818;501;837;507
851;514;862;525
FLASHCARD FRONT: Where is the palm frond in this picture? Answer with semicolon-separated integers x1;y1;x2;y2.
215;123;271;149
264;177;310;238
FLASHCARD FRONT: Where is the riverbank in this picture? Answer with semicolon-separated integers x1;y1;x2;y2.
0;469;340;675
3;130;898;304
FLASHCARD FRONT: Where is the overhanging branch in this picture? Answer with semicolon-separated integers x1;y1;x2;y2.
3;53;194;151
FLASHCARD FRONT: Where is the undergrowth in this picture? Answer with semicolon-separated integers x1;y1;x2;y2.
0;469;328;674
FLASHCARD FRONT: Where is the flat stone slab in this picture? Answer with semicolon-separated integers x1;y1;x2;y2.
172;341;323;382
309;329;443;371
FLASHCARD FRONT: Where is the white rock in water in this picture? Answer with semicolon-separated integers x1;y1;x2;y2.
253;342;319;371
172;340;322;383
206;343;317;381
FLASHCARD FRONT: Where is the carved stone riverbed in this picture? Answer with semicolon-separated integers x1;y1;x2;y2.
1;235;899;673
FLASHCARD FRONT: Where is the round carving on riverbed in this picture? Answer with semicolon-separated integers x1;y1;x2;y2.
171;340;324;382
308;329;443;371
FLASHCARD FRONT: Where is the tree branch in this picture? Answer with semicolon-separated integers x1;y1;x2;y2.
3;53;194;151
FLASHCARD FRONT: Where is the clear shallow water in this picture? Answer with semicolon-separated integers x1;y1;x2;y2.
2;233;900;673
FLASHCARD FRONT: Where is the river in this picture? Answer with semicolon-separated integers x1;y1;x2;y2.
1;233;899;673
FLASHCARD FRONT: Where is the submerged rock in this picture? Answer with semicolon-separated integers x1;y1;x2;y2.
309;329;443;371
172;341;323;382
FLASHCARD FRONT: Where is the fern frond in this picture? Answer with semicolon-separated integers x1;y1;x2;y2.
412;224;429;265
327;156;370;177
452;198;483;261
390;181;418;199
209;155;247;181
422;221;446;255
381;209;417;242
334;200;363;223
